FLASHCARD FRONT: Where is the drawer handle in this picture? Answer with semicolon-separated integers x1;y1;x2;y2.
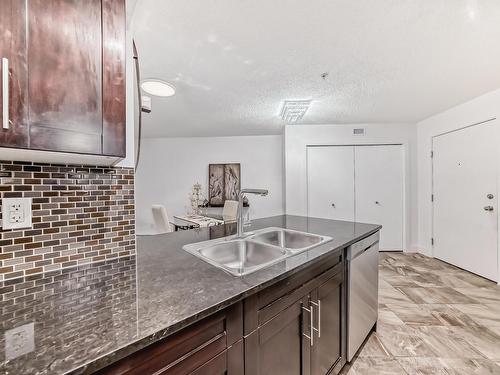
2;57;9;129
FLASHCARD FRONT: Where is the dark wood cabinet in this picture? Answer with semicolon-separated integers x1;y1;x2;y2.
244;256;345;375
0;0;126;158
310;272;343;375
97;251;346;375
190;342;244;375
245;296;311;375
102;0;127;157
0;0;29;148
97;303;244;375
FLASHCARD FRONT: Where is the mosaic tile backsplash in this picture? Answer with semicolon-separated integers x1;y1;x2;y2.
0;256;137;374
0;161;135;281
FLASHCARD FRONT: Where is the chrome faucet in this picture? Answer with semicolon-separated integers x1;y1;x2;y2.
237;188;269;238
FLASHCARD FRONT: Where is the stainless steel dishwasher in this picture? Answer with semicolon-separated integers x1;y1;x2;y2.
347;231;380;361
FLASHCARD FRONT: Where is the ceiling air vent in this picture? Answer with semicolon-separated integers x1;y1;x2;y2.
280;100;312;123
353;128;365;135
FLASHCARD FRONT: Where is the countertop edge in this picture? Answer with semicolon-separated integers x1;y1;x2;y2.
70;224;382;375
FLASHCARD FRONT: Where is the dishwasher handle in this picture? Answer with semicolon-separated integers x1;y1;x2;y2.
352;242;379;261
347;232;380;260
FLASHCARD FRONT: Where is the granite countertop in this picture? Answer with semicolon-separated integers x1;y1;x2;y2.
0;215;380;375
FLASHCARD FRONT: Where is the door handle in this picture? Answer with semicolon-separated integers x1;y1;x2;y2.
484;206;494;212
311;300;321;338
2;57;9;129
302;302;320;346
302;305;314;346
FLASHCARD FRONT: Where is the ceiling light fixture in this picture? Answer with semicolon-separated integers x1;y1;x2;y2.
141;79;176;97
280;100;312;123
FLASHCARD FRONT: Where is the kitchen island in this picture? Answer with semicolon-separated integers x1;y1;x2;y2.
0;215;380;375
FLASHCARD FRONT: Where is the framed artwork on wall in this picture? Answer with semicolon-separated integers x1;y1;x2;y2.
208;163;241;206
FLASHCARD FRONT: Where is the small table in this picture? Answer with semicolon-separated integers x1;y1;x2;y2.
171;214;226;231
170;217;200;231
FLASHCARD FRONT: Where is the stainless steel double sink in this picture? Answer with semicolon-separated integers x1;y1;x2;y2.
183;227;332;276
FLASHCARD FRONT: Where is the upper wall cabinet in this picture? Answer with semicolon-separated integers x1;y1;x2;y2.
0;0;126;160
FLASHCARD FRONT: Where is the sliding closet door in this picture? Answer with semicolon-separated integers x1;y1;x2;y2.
355;145;404;250
307;146;355;221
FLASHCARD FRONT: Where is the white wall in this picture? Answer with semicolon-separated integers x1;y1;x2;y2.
285;123;418;251
135;135;284;234
417;88;500;257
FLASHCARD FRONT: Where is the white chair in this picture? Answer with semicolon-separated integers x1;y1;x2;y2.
222;200;238;222
152;205;173;233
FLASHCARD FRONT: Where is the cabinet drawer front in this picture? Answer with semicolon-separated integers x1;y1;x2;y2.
256;260;343;327
97;303;242;375
189;340;244;375
189;348;227;375
256;254;341;310
159;335;226;375
259;299;302;345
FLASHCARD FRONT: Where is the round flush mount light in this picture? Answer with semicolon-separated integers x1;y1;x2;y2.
141;79;176;97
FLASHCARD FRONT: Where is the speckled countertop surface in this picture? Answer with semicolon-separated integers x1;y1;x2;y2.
0;215;380;375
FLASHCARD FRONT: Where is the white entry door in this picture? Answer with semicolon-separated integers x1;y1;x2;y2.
355;145;404;250
433;120;498;281
307;146;355;221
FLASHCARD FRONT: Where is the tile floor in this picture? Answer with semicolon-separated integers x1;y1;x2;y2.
342;252;500;375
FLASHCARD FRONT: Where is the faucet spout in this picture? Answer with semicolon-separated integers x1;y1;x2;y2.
236;188;269;237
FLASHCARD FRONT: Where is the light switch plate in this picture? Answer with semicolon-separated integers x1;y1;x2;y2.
1;197;32;230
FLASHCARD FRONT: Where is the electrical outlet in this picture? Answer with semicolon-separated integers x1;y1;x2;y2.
1;197;32;230
5;323;35;360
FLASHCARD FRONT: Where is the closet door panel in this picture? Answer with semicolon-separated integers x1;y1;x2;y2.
355;145;404;250
307;146;355;221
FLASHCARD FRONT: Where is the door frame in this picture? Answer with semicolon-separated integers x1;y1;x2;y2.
306;143;407;251
431;118;499;282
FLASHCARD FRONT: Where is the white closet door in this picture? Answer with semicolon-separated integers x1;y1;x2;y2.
307;146;355;221
355;145;404;250
433;121;498;281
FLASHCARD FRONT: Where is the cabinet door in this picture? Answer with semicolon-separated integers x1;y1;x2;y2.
27;0;103;154
0;0;28;148
102;0;126;157
245;296;310;375
311;271;343;375
354;145;404;250
307;146;355;221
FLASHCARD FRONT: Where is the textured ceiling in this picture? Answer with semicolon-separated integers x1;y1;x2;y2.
131;0;500;138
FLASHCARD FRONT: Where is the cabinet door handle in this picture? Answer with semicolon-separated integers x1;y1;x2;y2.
310;300;321;338
302;305;314;346
2;57;9;129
